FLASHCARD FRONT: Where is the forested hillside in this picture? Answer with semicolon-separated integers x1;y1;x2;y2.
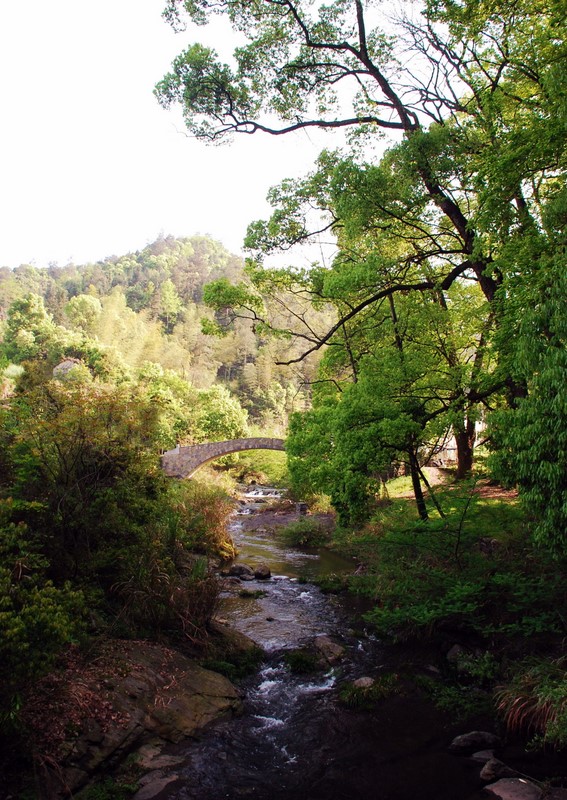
0;234;321;433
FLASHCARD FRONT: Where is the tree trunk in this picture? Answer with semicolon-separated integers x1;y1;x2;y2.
409;449;428;521
454;419;476;480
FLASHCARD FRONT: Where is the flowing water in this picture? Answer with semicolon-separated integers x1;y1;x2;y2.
154;487;488;800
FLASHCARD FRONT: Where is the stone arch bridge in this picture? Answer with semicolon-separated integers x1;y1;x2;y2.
161;437;286;478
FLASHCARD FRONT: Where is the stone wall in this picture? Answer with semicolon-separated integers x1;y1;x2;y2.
161;437;286;478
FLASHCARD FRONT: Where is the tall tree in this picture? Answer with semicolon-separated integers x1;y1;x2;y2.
156;0;566;534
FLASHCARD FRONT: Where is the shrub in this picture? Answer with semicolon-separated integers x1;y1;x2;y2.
201;647;264;681
415;675;493;720
495;657;567;749
280;518;330;548
114;551;220;646
0;509;86;721
283;649;321;674
172;480;237;560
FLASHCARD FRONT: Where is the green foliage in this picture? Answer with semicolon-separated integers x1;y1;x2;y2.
114;551;219;644
415;675;493;721
495;657;567;749
279;517;330;548
157;0;566;544
491;246;567;556
201;647;264;681
283;648;320;674
76;777;139;800
312;572;347;594
156;278;183;333
0;235;318;430
195;384;249;442
0;358;240;697
65;294;102;333
233;448;289;486
2;294;57;361
172;479;237;559
336;486;567;644
455;651;500;685
0;503;86;718
338;674;402;709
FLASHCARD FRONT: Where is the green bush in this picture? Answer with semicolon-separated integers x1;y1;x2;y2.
283;648;321;674
340;488;566;644
415;675;493;720
0;509;86;721
495;657;567;749
280;518;330;548
201;647;264;680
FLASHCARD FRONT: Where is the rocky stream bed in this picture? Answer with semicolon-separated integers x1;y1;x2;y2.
19;486;565;800
126;487;565;800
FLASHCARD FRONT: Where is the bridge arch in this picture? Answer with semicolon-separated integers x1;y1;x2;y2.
161;437;286;478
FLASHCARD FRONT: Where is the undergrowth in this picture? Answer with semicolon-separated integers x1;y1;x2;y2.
279;518;331;548
331;478;567;748
283;648;321;674
338;673;402;709
201;647;264;681
495;657;567;749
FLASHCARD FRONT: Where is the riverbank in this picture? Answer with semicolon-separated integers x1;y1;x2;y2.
6;478;565;800
114;484;563;800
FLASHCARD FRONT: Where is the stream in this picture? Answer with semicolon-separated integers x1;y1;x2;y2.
152;486;488;800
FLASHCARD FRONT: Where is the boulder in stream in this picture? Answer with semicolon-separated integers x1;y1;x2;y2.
313;634;346;665
28;640;242;797
227;563;256;580
353;676;375;689
484;778;542;800
254;563;271;580
449;730;501;754
480;758;519;781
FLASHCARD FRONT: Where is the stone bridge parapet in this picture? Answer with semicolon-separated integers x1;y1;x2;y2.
161;437;286;478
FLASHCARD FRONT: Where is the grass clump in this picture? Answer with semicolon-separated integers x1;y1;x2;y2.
313;572;349;594
495;657;567;749
280;518;330;548
76;776;139;800
283;649;320;674
338;673;402;709
201;646;264;681
415;675;493;720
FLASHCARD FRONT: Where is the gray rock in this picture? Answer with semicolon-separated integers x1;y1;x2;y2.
208;619;261;652
484;778;542;800
470;749;496;764
353;677;375;689
227;563;255;579
134;771;181;800
480;758;519;781
57;641;241;794
446;644;467;663
254;563;271;580
449;731;501;753
313;634;345;665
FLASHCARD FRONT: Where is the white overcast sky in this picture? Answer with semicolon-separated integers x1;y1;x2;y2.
0;0;333;268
